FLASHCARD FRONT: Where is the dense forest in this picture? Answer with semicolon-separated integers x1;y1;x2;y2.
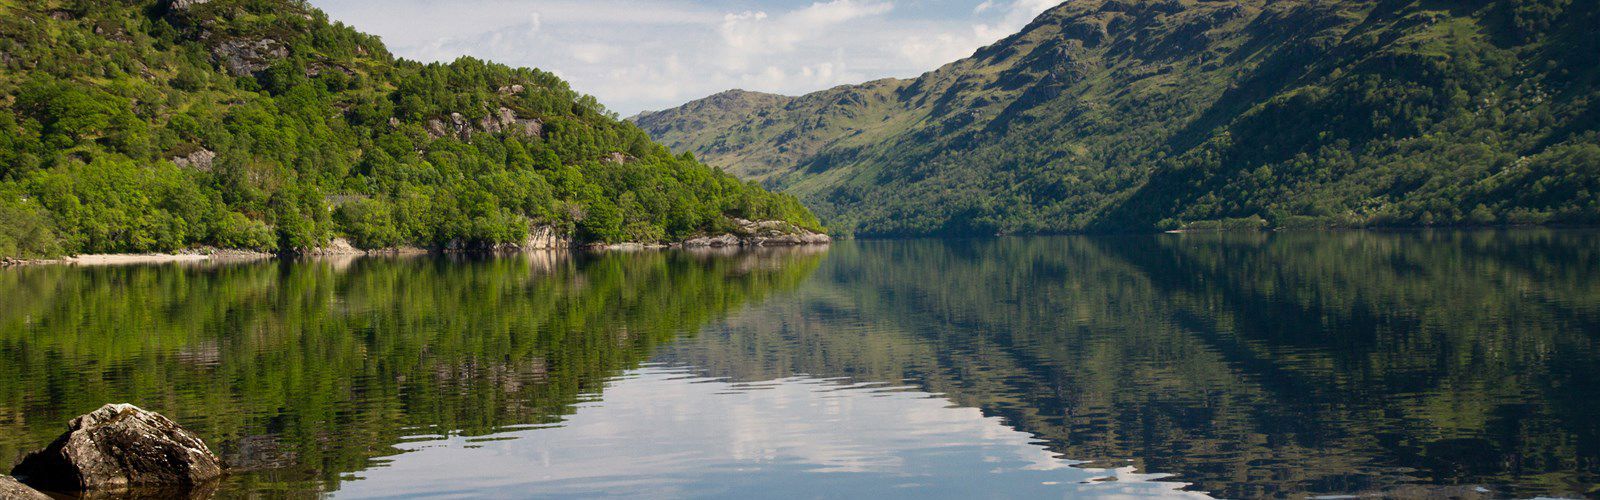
635;0;1600;237
0;0;819;258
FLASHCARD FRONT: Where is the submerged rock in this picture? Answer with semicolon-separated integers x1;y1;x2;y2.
0;476;48;500
11;404;223;493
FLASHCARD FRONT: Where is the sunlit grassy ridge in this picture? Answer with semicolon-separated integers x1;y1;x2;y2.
636;0;1600;236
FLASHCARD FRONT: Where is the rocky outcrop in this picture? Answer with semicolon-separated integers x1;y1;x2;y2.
168;0;212;10
521;225;573;250
0;476;47;500
682;219;831;248
479;107;542;137
426;108;542;141
170;148;216;171
308;238;362;256
213;38;286;77
11;404;224;494
682;234;743;248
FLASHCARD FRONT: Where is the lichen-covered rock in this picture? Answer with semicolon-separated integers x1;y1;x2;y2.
170;148;216;171
168;0;212;10
479;107;542;138
11;404;223;493
428;108;542;140
213;38;287;77
0;476;48;500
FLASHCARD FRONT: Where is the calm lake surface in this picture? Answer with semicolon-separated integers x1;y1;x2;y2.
3;231;1598;498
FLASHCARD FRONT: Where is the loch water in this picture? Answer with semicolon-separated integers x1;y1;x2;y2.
2;231;1597;498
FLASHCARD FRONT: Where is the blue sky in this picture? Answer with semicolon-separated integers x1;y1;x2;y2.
312;0;1062;115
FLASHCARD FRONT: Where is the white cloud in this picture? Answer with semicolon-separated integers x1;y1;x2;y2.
312;0;1061;116
719;1;894;70
899;0;1060;70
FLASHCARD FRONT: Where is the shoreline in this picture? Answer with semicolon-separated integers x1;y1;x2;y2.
5;225;1594;268
0;240;834;269
1;250;277;268
0;219;836;268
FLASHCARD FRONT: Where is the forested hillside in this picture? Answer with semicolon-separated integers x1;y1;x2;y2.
635;0;1600;236
0;0;819;258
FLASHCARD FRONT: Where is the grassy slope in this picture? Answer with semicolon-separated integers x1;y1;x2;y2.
636;0;1600;236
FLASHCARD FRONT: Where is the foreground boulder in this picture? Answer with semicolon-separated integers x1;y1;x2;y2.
0;476;48;500
10;404;223;493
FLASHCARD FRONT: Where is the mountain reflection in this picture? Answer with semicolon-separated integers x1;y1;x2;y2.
659;231;1600;498
0;249;825;495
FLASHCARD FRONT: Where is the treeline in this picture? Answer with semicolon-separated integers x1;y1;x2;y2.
0;0;818;258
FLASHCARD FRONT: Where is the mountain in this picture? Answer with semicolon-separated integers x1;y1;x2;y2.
634;0;1600;236
0;0;820;258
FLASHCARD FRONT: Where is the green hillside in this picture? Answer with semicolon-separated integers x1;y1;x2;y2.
0;0;819;258
634;0;1600;236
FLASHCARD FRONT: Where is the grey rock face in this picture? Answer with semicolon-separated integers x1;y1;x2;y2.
171;148;216;171
479;107;543;138
169;0;212;10
522;225;573;250
428;108;542;140
213;38;286;77
0;476;48;500
11;404;223;493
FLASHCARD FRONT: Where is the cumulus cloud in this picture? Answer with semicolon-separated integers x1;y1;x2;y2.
313;0;1062;115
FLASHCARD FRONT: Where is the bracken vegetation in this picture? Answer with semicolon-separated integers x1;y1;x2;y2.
0;0;819;258
635;0;1600;237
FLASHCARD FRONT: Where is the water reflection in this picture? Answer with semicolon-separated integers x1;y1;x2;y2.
0;249;825;495
661;231;1600;498
2;231;1598;498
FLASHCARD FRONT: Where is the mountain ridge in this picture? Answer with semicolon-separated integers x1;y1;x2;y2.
636;0;1600;236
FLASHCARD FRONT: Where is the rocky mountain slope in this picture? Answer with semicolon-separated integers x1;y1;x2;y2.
0;0;820;258
635;0;1600;236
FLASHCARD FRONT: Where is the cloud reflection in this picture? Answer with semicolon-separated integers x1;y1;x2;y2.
335;365;1207;498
